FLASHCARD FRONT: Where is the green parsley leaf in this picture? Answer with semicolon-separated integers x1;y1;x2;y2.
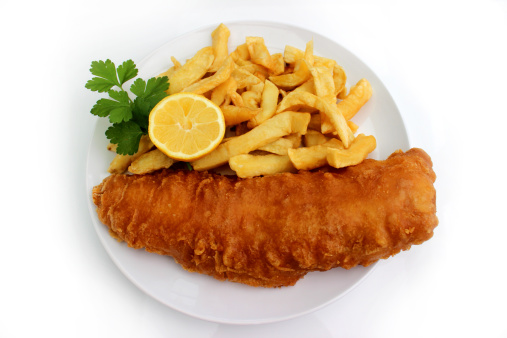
90;90;132;123
130;76;169;131
86;59;170;156
107;90;133;123
105;121;143;155
131;97;152;132
117;60;138;85
85;77;117;93
85;59;120;92
130;76;169;101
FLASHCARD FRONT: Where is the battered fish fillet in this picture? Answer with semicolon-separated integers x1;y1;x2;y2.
92;148;437;287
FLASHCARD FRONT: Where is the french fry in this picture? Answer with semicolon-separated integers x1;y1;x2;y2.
246;36;274;71
269;53;285;76
128;149;175;174
347;120;359;133
269;59;311;90
246;78;265;94
304;40;314;67
107;143;117;152
181;56;235;94
241;90;261;108
258;137;297;155
288;138;344;170
238;62;270;80
304;129;330;147
221;105;260;126
313;57;336;70
230;43;250;63
171;56;182;69
247;79;279;128
333;64;347;97
157;66;175;81
168;47;215;94
108;135;153;174
276;91;354;148
229;154;296;178
211;77;237;107
232;68;262;88
292;79;315;95
228;89;244;107
321;78;372;134
326;134;376;169
209;23;230;72
283;44;336;68
283;45;303;64
340;78;373;120
284;133;302;148
311;66;336;104
191;111;310;171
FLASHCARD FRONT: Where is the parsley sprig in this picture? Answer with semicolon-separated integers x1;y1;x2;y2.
86;60;169;155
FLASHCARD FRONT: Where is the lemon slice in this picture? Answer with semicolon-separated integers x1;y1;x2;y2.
148;93;225;161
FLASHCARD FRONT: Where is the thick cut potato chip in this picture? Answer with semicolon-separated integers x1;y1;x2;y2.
108;135;153;174
192;111;310;171
292;79;315;95
231;68;262;88
283;133;302;148
311;65;337;133
209;23;230;72
333;64;347;97
321;78;372;134
283;45;303;64
304;129;331;147
221;105;260;126
313;57;336;70
157;66;176;80
171;56;182;69
128;148;175;174
181;57;235;94
239;62;270;80
168;47;215;94
211;77;237;107
277;91;354;148
241;90;261;108
326;134;376;169
107;143;117;152
246;36;274;70
304;40;314;66
257;134;300;155
269;53;285;76
283;44;336;68
228;89;244;107
246;78;265;94
269;59;311;90
230;43;250;63
340;78;373;120
247;79;279;128
347;120;359;133
288;138;344;170
229;154;296;178
311;66;336;103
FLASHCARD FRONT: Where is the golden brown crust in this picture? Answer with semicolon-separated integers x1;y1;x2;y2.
92;148;438;287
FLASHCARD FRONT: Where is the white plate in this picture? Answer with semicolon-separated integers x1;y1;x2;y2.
86;21;409;325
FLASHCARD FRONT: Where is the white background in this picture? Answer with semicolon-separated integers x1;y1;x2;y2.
1;0;506;337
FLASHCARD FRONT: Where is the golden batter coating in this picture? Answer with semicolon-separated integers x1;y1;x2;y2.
92;148;438;287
